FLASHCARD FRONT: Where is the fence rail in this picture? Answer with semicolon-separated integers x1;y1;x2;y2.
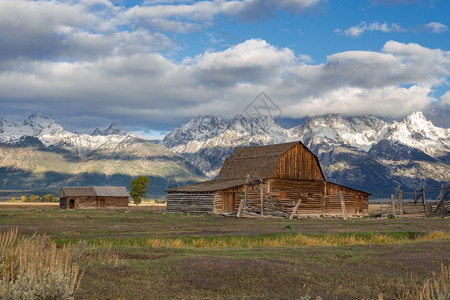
380;184;449;217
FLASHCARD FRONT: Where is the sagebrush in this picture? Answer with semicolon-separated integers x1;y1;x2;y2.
0;228;83;300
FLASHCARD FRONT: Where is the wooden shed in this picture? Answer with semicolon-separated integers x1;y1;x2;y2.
59;186;130;209
166;141;371;218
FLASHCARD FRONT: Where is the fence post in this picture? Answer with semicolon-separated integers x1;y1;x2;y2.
399;190;403;216
414;187;417;204
339;191;347;220
237;175;250;218
260;179;264;216
391;194;396;216
421;187;425;205
380;203;383;217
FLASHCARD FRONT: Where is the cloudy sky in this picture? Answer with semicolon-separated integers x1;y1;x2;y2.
1;0;449;138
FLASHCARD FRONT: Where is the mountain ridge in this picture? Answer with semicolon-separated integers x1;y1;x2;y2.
0;113;207;197
162;111;449;197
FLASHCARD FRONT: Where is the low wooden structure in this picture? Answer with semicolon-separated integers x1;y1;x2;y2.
166;142;370;218
59;186;130;209
380;184;450;217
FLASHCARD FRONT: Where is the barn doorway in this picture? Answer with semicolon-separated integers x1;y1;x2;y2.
223;193;235;213
69;199;75;209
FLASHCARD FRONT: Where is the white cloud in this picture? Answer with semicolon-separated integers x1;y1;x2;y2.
0;0;323;63
336;21;403;37
0;0;448;130
423;22;448;33
1;39;449;125
338;21;449;37
192;39;295;85
285;85;433;118
441;91;450;107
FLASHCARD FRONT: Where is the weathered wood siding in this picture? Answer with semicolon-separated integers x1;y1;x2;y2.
59;196;129;209
103;196;129;207
272;144;324;180
59;197;67;209
167;192;214;213
212;179;368;216
324;182;369;215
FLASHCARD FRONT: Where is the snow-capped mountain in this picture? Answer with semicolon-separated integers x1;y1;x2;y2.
0;113;141;152
383;112;450;157
163;112;450;197
0;113;206;196
163;114;289;177
92;123;130;136
290;114;389;152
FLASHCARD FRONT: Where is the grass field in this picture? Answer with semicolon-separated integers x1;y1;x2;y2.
0;206;449;299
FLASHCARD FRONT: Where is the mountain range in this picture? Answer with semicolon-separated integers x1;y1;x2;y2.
1;111;448;199
0;113;206;197
162;112;450;197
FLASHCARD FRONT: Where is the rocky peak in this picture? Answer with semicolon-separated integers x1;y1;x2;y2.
23;112;64;135
23;112;53;127
226;114;251;132
92;123;128;136
162;115;226;148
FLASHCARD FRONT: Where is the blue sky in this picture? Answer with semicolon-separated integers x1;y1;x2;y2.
0;0;449;138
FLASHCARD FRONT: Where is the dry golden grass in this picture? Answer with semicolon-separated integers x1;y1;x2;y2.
409;263;450;300
141;231;450;249
377;263;450;300
0;229;84;300
417;231;450;241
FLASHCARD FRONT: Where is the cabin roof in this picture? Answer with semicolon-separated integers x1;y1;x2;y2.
217;141;325;180
59;186;130;198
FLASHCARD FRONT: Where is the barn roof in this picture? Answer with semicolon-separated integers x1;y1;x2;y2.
167;178;247;193
59;186;130;198
217;141;324;180
167;141;326;193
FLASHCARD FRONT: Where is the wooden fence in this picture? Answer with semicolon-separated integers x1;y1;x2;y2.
379;184;450;217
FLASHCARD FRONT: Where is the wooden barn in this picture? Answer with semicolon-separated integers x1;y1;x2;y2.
166;141;371;218
59;186;130;209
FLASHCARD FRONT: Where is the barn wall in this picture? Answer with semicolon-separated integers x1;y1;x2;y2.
77;197;98;208
170;180;369;217
231;179;369;217
272;144;324;181
167;192;214;213
59;197;67;209
104;196;129;207
60;196;129;209
214;192;223;214
324;182;369;216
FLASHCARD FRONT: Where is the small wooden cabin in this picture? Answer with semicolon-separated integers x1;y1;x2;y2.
59;186;130;209
166;141;370;217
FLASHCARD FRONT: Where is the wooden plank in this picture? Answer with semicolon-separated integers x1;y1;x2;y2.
339;191;347;220
167;193;214;213
391;194;395;216
422;187;426;205
289;199;302;219
414;187;417;204
237;177;249;218
260;180;264;216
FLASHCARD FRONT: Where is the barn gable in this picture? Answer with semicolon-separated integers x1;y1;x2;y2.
217;141;324;181
272;142;325;181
